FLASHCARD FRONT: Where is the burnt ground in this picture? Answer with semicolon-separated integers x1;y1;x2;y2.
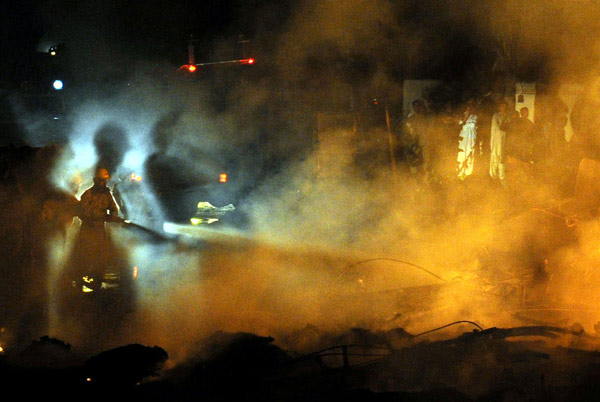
3;326;600;401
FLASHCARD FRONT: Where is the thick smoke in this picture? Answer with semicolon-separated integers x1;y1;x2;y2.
7;0;600;366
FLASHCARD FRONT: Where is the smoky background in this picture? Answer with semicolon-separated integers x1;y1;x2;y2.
4;0;600;366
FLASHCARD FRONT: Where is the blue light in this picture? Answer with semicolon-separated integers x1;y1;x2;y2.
53;80;63;90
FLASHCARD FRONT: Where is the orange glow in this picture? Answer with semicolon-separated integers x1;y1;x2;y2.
187;64;197;72
133;266;138;279
130;173;142;182
240;58;255;65
219;173;228;183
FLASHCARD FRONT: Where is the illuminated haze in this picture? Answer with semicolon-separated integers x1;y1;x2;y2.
9;0;600;362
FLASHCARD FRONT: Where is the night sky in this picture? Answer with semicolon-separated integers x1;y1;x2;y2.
5;1;598;95
1;1;295;85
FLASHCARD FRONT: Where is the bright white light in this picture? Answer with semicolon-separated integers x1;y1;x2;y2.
123;149;146;170
52;80;63;90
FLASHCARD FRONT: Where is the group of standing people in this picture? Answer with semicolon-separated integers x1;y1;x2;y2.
400;98;541;187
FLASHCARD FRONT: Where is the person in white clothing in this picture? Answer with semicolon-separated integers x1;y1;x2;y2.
457;105;478;180
489;101;508;183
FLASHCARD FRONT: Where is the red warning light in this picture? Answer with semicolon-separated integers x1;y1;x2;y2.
187;64;197;72
240;58;255;65
219;173;228;183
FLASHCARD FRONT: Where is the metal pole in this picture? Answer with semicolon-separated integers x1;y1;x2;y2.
188;36;196;65
385;102;399;188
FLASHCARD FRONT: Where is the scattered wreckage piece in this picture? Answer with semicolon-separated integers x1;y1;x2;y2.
271;325;600;402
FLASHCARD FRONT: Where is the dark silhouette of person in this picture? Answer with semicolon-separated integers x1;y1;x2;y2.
143;110;199;222
92;123;130;175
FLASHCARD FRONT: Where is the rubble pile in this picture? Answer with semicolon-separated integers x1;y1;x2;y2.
3;327;600;401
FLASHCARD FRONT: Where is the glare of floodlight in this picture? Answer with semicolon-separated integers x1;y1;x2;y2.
52;80;63;90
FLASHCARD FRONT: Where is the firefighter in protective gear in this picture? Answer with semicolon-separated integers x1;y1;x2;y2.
72;167;123;286
79;167;122;227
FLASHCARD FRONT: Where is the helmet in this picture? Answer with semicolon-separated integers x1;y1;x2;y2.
94;167;110;180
